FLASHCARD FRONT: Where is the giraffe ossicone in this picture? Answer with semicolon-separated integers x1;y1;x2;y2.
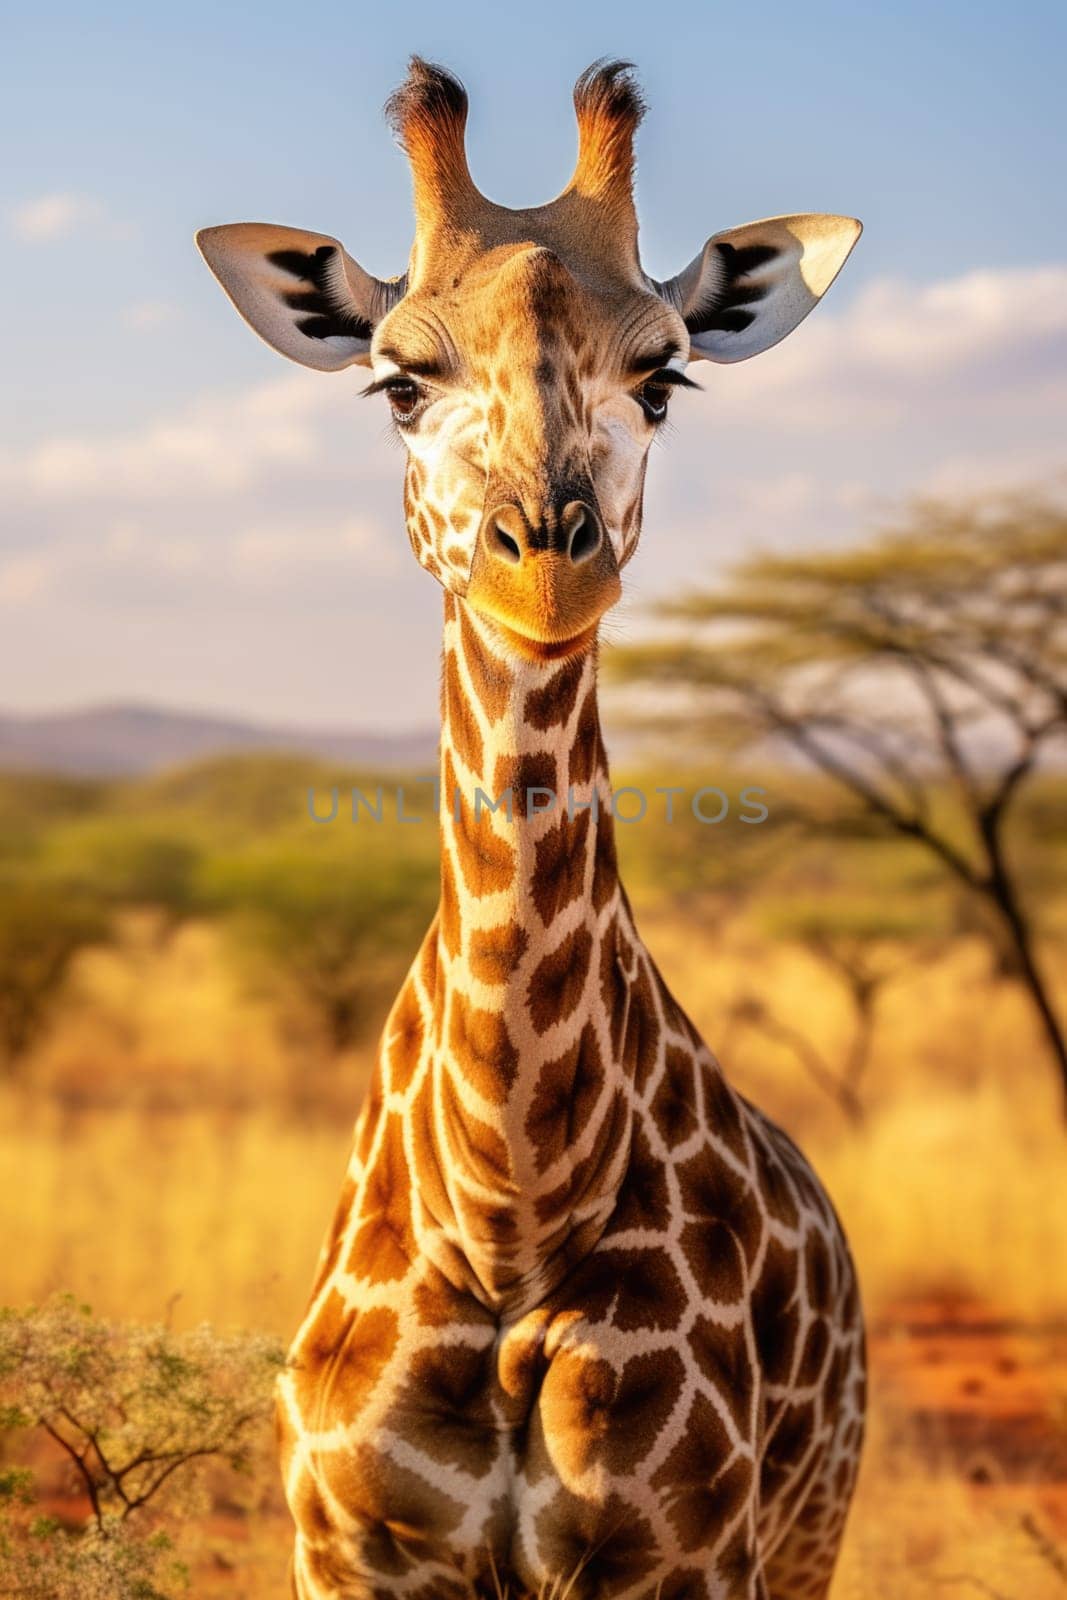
199;55;866;1600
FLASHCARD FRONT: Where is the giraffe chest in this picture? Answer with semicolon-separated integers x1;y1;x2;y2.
282;1247;752;1597
283;1069;865;1596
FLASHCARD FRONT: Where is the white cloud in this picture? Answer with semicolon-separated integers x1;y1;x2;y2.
0;551;59;605
0;372;336;501
0;510;401;609
698;264;1067;431
628;259;1067;574
121;300;180;332
921;447;1067;501
9;192;107;242
232;518;400;580
722;473;884;535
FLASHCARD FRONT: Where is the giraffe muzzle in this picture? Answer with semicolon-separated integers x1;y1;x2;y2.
466;499;622;655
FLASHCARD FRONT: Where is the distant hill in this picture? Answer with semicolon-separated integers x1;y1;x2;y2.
0;704;437;777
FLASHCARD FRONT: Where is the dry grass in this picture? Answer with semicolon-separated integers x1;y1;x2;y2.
644;910;1067;1324
0;1097;345;1332
836;1448;1067;1600
3;903;1066;1596
9;912;1066;1329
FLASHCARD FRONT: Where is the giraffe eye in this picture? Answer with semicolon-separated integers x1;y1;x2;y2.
637;378;671;423
384;378;423;423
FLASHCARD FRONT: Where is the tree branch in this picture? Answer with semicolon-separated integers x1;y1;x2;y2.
756;692;984;889
40;1419;105;1533
980;715;1061;835
909;657;982;818
731;999;864;1125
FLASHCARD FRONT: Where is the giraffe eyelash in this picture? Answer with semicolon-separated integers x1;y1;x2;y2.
362;374;430;427
362;375;413;398
642;367;701;391
634;368;699;424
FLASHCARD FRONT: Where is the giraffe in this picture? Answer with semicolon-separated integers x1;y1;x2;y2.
198;58;866;1600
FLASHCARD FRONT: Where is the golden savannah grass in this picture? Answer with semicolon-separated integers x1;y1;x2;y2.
1;757;1065;1595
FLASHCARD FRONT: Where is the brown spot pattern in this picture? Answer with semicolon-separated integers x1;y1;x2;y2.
523;657;585;730
532;809;591;925
348;1119;414;1284
448;989;518;1103
527;925;593;1033
467;918;528;985
524;1022;605;1173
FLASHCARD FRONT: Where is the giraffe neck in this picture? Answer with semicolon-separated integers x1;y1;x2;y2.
421;592;639;1311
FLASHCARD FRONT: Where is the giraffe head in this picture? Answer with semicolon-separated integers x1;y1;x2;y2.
198;59;860;659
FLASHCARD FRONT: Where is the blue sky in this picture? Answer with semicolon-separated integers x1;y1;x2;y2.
3;0;1066;728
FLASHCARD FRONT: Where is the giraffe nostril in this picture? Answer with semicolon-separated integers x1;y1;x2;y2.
564;502;603;565
484;507;527;566
493;523;522;564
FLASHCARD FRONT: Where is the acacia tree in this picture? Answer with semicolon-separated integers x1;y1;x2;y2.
610;493;1067;1112
724;898;951;1124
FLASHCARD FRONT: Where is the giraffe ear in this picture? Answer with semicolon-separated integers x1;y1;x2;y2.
196;223;407;371
657;213;861;364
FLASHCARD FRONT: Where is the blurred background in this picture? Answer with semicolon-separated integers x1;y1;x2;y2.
2;2;1065;1596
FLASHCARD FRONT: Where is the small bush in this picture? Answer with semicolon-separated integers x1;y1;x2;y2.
0;1296;284;1600
0;880;107;1071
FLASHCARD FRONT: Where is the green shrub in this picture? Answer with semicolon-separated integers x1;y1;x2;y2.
0;880;107;1070
202;839;439;1049
0;1296;284;1600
